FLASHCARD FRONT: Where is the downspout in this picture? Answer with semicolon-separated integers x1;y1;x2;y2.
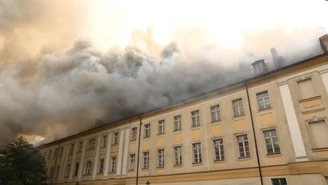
50;142;61;185
244;82;264;185
136;116;142;185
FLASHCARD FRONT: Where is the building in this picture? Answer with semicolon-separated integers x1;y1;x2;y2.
39;35;328;185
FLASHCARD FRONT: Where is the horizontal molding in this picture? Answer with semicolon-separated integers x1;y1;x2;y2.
298;95;322;103
302;108;326;115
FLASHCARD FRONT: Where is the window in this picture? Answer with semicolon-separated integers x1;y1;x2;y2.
143;152;150;169
144;124;151;138
158;149;165;168
129;154;136;171
174;146;182;166
174;115;182;131
78;142;83;153
103;135;107;147
213;139;224;161
59;147;64;157
211;105;221;122
131;127;137;141
88;139;95;150
48;150;52;160
55;166;60;178
192;143;202;164
158;120;165;134
264;129;280;154
191;110;200;127
69;144;74;155
298;78;316;99
114;132;119;144
66;164;70;177
308;120;328;148
233;98;244;116
237;134;250;158
85;161;92;175
54;149;58;159
74;162;79;176
50;167;54;178
99;158;104;173
111;156;117;172
257;91;271;110
271;178;287;185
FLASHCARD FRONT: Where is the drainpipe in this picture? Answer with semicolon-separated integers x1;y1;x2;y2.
244;83;264;185
136;116;142;185
50;142;61;185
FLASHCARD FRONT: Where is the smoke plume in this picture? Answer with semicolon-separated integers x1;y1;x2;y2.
0;0;325;145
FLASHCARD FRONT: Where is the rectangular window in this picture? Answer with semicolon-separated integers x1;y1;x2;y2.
213;139;224;161
69;144;74;155
88;139;95;150
174;115;182;131
78;142;83;153
54;149;58;159
308;120;328;148
99;158;104;173
129;154;135;171
192;143;202;164
257;91;271;110
114;132;119;144
50;167;54;178
237;134;250;158
144;124;151;138
55;166;60;178
158;120;165;134
48;150;52;160
111;156;117;172
271;178;287;185
233;98;244;116
85;161;92;175
59;147;63;157
66;164;70;177
131;127;137;141
191;110;200;127
211;105;221;122
298;78;316;99
143;151;150;169
103;135;107;147
74;162;79;176
158;149;165;168
174;146;182;166
264;129;280;154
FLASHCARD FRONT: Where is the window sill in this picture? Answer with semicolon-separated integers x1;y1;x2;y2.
266;153;282;157
237;157;251;161
128;169;135;172
192;162;203;166
211;120;222;124
214;159;226;163
298;95;321;103
173;130;182;134
142;168;149;171
157;166;165;169
143;137;150;140
312;147;328;152
157;133;165;137
233;114;245;119
191;125;201;130
130;140;137;143
258;107;272;112
173;164;183;168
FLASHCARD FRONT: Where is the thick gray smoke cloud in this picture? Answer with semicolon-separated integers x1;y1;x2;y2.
0;0;325;145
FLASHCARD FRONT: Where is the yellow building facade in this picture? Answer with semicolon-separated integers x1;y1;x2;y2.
39;35;328;185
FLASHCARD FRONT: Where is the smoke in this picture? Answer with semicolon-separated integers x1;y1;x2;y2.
0;0;326;145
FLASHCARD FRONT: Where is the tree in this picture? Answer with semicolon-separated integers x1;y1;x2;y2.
0;137;47;185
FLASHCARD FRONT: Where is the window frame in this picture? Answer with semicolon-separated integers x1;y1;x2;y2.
192;142;202;164
129;153;136;171
157;149;165;168
131;127;137;141
85;161;92;175
88;139;95;150
191;110;200;127
102;135;107;147
174;115;182;132
158;120;165;135
271;177;288;185
236;134;250;158
99;158;104;173
143;151;150;170
144;124;151;138
210;104;221;122
111;156;117;172
256;91;271;110
306;117;328;149
174;146;183;166
232;98;245;117
113;132;119;145
213;138;225;161
263;129;281;155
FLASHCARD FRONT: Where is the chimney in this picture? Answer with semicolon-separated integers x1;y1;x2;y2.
270;47;285;69
319;34;328;52
251;59;268;75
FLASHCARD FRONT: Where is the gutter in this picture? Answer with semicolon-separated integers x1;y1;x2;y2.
244;83;263;185
135;116;142;185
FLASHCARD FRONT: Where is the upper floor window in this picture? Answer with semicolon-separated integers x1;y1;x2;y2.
211;105;221;122
129;154;136;171
103;135;107;147
111;156;117;172
237;134;250;158
158;149;165;168
99;158;104;173
192;142;202;164
78;141;83;153
191;110;200;127
48;150;52;160
271;178;287;185
233;98;244;117
158;120;165;135
65;164;70;177
88;139;95;150
263;129;280;154
74;162;79;176
85;161;92;175
114;132;119;145
143;151;150;169
144;124;151;138
308;120;328;148
174;146;182;166
257;91;271;110
131;127;137;141
297;78;317;99
59;147;64;157
174;115;182;131
213;139;224;161
55;166;60;178
54;149;58;159
69;144;74;155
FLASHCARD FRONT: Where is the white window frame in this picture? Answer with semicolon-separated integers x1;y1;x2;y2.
85;161;92;175
271;177;288;185
88;139;95;150
174;115;182;131
263;129;280;154
103;135;107;147
158;120;165;135
158;149;165;168
131;127;137;141
114;132;119;145
257;91;271;110
111;156;117;172
233;98;244;117
237;134;250;158
174;146;183;166
78;141;83;152
65;164;70;177
191;110;200;127
144;124;151;138
69;144;74;155
129;153;135;171
192;142;202;164
143;151;150;169
213;138;224;161
211;105;221;122
99;158;104;173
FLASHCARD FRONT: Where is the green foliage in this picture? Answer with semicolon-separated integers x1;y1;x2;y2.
0;137;47;185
